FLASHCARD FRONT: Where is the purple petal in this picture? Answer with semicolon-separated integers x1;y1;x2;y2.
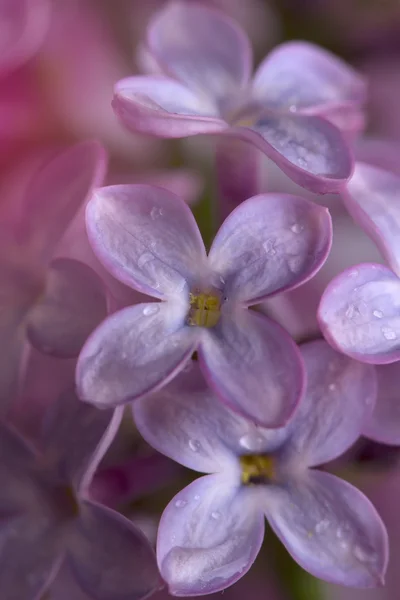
237;112;353;193
157;475;264;596
76;302;199;408
0;316;25;413
40;388;123;491
147;2;252;106
342;162;400;276
199;309;305;427
318;263;400;364
113;76;227;138
264;471;388;587
363;363;400;445
0;0;50;75
252;41;366;114
27;258;107;358
209;193;332;304
16;141;107;262
0;511;64;600
86;184;206;299
281;339;377;467
68;500;161;600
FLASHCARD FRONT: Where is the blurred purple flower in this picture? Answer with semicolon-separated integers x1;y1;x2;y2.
318;163;400;364
112;1;364;193
76;184;332;426
0;141;108;408
133;340;387;594
0;389;161;600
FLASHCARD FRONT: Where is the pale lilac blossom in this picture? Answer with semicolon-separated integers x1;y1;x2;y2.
133;340;387;595
113;1;364;193
77;184;332;426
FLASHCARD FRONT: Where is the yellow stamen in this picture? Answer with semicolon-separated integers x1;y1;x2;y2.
240;454;275;485
187;291;221;328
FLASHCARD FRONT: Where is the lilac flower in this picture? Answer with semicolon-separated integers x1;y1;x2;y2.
0;141;108;407
112;1;365;193
0;0;50;76
318;162;400;363
0;388;161;600
76;184;332;426
133;340;387;594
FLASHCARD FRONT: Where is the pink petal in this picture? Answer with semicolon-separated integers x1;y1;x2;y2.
199;309;305;427
264;471;388;587
252;41;366;115
0;0;50;75
209;193;332;304
16;141;107;262
363;363;400;445
40;388;123;492
342;162;400;276
69;500;161;600
27;258;107;358
237;112;353;193
113;76;227;138
281;339;377;467
318;264;400;364
157;475;264;596
86;184;207;299
76;302;199;408
147;2;252;107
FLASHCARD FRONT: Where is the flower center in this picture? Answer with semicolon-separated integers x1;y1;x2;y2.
240;454;275;485
187;288;221;328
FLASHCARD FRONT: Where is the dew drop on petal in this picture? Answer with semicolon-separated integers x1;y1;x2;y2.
349;270;359;278
297;157;307;168
239;433;265;451
263;239;276;256
328;383;336;391
194;495;200;501
175;499;187;508
373;309;384;319
143;304;160;316
382;327;397;341
315;519;330;534
353;545;376;564
290;223;303;234
150;206;163;219
188;439;201;452
138;252;154;269
211;511;221;520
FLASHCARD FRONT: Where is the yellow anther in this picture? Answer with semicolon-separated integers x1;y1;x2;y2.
187;290;221;328
240;454;275;485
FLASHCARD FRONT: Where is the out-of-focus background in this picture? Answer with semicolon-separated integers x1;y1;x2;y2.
4;1;400;599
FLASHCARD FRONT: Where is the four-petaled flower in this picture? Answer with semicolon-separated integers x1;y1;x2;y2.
113;1;366;193
77;184;332;426
133;340;387;595
0;388;161;600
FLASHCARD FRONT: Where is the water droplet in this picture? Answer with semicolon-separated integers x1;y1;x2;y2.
289;105;297;113
345;304;359;319
297;157;307;168
239;433;265;451
194;495;200;501
211;511;221;520
382;327;397;341
349;270;359;278
315;519;330;534
373;309;384;319
219;275;226;285
143;304;159;316
175;499;187;508
290;223;303;234
188;439;201;452
263;239;276;256
353;545;376;564
328;383;336;392
138;252;154;268
150;206;163;219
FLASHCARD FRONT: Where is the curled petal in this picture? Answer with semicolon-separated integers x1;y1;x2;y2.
209;193;332;304
147;2;252;107
281;340;377;468
41;388;122;491
342;163;400;276
253;41;366;113
17;141;107;262
363;363;400;445
27;258;107;358
199;309;305;427
318;264;400;364
76;302;199;408
157;475;264;596
69;500;161;600
113;76;227;137
0;0;50;75
86;184;206;299
263;471;388;588
238;113;353;193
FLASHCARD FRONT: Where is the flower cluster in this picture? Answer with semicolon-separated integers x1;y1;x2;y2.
2;1;400;599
